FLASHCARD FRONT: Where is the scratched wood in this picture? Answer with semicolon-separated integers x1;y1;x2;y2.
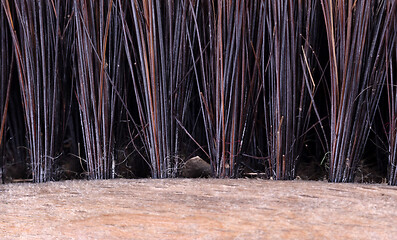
1;179;396;239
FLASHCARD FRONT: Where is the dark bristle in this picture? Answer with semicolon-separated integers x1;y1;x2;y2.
321;0;394;182
0;0;396;184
